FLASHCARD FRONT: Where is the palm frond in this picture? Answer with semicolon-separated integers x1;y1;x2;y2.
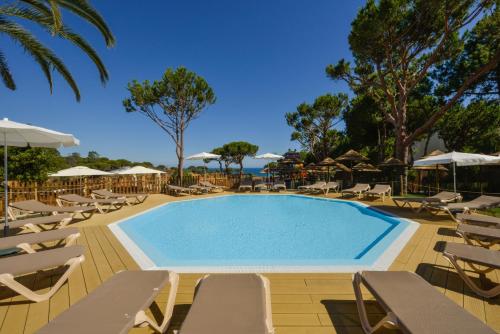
48;0;63;35
0;49;15;89
0;17;80;100
53;0;115;47
1;6;109;83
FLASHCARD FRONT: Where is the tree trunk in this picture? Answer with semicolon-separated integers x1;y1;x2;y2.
239;161;243;181
177;129;185;186
218;161;223;174
224;161;231;175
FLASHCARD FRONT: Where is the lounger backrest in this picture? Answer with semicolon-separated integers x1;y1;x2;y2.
472;195;500;207
58;194;87;202
354;183;370;190
10;200;52;213
431;191;460;200
92;189;114;197
371;184;390;192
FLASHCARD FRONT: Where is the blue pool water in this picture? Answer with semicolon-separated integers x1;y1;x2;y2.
116;195;415;269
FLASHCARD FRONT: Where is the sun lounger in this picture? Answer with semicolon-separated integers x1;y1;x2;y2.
10;200;96;220
457;213;500;227
442;242;500;298
430;195;500;222
353;271;496;334
0;214;72;233
297;181;326;193
0;245;85;302
253;180;268;192
167;184;193;196
179;274;274;334
238;179;253;192
365;184;391;202
200;181;224;192
392;191;461;212
91;189;148;205
0;227;80;253
189;184;210;194
341;183;370;198
456;224;500;248
37;270;179;334
316;181;339;195
57;194;126;214
271;181;286;192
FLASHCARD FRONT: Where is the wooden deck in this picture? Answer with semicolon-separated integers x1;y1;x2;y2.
0;193;499;333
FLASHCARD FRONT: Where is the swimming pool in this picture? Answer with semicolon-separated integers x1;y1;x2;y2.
110;195;418;272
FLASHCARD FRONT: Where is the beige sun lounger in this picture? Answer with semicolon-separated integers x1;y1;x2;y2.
457;213;500;227
57;194;126;214
271;181;286;192
430;195;500;222
353;271;496;334
0;227;80;254
298;181;326;193
37;270;179;334
341;183;370;198
10;200;96;220
0;245;84;302
179;274;274;334
317;181;339;195
167;184;193;196
200;181;224;192
253;180;268;192
238;179;253;192
189;184;210;194
0;214;72;233
91;189;148;205
392;191;461;212
442;242;500;298
456;224;500;248
365;184;391;202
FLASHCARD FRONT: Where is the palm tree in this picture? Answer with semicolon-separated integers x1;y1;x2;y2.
0;0;115;101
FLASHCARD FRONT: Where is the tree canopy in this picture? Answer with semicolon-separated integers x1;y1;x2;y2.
221;141;259;179
123;67;216;184
286;93;347;161
326;0;499;162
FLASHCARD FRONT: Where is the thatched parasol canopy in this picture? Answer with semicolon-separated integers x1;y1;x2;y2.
379;157;406;167
335;149;369;162
352;162;381;172
423;149;445;158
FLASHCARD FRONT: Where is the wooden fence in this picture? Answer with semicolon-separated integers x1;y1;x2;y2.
0;173;241;215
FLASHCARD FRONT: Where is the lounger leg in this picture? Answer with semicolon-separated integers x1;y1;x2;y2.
134;272;179;333
16;243;36;253
443;253;500;298
0;255;84;302
353;273;399;334
24;223;42;233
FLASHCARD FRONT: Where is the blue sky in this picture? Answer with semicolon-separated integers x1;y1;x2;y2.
3;0;365;167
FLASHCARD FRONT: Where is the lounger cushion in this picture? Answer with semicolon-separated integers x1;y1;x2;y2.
0;227;79;250
457;224;500;239
11;200;95;213
180;274;268;334
443;242;500;268
59;194;125;205
457;213;500;226
37;270;171;334
360;271;496;334
0;245;84;276
0;214;71;229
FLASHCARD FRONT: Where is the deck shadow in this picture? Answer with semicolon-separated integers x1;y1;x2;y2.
416;263;500;301
320;299;400;333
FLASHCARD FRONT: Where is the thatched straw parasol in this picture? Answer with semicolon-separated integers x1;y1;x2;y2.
317;157;337;181
335;150;369;184
352;162;381;172
378;157;406;167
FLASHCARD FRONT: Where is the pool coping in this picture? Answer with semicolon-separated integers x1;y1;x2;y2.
108;194;419;273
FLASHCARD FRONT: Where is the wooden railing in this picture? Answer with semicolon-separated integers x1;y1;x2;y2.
0;173;241;215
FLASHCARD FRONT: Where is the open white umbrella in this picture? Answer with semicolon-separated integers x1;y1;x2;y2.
50;166;112;177
255;153;284;183
112;166;165;175
413;151;500;193
0;118;79;235
186;152;221;175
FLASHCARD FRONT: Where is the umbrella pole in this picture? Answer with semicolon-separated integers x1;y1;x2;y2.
453;162;456;194
3;134;8;236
